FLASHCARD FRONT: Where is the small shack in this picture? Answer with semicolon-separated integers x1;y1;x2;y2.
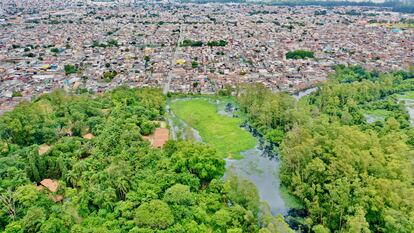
40;179;59;192
38;179;63;202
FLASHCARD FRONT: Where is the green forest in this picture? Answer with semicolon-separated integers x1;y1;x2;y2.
0;88;290;232
238;65;414;232
1;65;413;232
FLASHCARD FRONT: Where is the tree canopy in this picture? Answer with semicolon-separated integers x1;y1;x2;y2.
0;87;289;232
237;66;414;232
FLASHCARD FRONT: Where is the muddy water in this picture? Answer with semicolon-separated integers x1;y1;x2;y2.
364;114;385;124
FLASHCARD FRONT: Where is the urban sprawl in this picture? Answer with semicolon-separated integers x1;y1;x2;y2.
0;0;413;114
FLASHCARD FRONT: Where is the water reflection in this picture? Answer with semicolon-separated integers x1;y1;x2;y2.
225;147;287;215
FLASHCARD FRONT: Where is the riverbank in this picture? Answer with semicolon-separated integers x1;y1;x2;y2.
168;97;305;219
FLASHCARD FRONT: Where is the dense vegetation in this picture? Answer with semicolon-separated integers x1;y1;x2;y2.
0;88;291;232
64;64;78;75
102;70;118;82
180;39;228;47
238;66;414;232
285;50;315;60
91;39;119;48
207;40;228;47
180;39;203;47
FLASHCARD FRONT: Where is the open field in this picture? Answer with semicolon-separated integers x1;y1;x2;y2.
171;98;256;159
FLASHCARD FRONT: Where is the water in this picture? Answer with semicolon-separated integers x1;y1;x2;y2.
225;147;287;215
293;87;318;100
407;106;414;126
398;98;414;126
168;97;287;216
364;114;385;124
166;101;203;142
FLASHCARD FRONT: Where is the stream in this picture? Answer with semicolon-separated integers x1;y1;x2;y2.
399;98;414;126
167;87;317;216
166;99;203;142
167;98;289;216
293;87;318;100
225;148;287;215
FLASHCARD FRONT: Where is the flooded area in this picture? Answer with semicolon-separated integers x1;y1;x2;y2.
166;100;203;142
399;98;414;126
293;87;318;100
168;97;288;216
225;148;287;215
364;114;385;124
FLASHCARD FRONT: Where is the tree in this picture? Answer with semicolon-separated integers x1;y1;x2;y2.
343;207;371;233
134;200;174;229
64;64;78;75
170;142;225;182
224;176;260;215
207;40;228;47
11;91;22;97
285;50;314;59
102;70;117;82
0;190;16;221
191;60;199;69
163;184;194;205
140;121;155;135
22;207;46;233
107;39;119;47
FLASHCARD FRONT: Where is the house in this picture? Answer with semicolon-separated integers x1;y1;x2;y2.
40;179;59;193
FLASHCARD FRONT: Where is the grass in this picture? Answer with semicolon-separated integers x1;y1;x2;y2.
171;98;256;159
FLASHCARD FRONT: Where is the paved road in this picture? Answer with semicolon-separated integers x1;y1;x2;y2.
163;23;183;95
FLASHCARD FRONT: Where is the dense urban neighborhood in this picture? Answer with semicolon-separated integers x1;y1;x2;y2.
0;0;413;113
1;1;414;233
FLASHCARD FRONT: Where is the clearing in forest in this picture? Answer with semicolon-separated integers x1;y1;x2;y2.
171;98;256;159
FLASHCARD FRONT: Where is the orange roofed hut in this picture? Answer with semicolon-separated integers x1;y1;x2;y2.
40;179;59;193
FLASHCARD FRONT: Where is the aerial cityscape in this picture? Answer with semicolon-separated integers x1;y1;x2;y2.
0;1;413;233
0;1;413;113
